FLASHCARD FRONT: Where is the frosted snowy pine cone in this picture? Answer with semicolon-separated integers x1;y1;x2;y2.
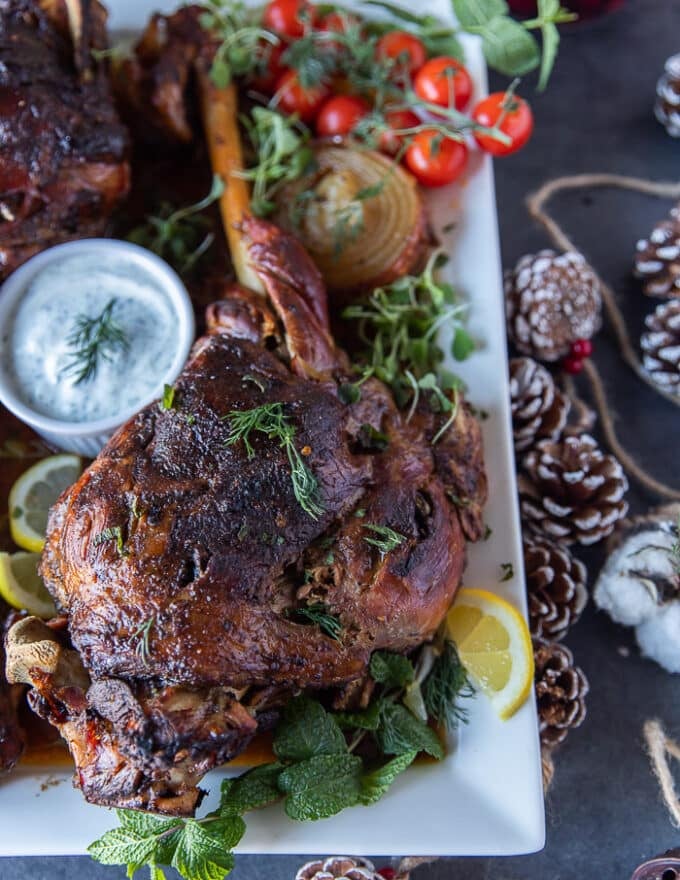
296;858;379;880
505;250;602;362
634;203;680;298
534;639;589;748
519;434;629;546
640;299;680;398
655;53;680;137
509;357;571;453
524;534;588;641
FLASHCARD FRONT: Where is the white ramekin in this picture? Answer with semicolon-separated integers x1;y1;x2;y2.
0;239;195;457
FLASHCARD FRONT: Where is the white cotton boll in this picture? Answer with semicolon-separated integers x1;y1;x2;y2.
636;603;680;673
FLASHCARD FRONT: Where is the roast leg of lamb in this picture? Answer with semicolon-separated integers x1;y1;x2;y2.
6;218;486;816
0;0;130;279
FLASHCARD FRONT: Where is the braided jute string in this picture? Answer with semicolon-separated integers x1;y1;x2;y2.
643;719;680;828
526;173;680;501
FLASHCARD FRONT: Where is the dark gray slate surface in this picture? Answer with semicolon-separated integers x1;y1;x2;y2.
3;1;679;877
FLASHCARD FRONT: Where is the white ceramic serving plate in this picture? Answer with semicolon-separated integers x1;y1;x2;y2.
0;0;544;858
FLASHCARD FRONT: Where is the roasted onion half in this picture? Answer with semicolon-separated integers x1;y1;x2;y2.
273;144;429;300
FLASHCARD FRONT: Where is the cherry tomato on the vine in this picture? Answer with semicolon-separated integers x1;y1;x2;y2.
375;31;427;76
249;40;287;94
413;57;472;112
263;0;315;38
316;94;370;137
405;130;468;187
472;91;534;156
378;108;421;156
275;69;329;122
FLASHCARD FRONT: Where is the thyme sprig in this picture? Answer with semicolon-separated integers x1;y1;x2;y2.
224;402;324;519
62;299;129;385
127;175;225;276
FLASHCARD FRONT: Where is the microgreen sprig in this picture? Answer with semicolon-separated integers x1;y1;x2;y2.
199;0;278;87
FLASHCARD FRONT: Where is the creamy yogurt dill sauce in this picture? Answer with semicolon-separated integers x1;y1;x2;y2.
6;252;179;423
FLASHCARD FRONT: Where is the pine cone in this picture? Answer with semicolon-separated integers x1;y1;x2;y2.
296;858;378;880
534;639;589;748
505;250;602;361
524;534;588;640
519;434;629;545
640;299;680;397
655;53;680;137
509;357;570;452
634;203;680;298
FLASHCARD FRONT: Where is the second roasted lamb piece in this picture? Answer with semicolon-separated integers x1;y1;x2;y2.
9;218;486;816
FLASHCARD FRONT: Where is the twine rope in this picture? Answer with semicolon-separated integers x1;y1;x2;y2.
526;173;680;500
644;719;680;828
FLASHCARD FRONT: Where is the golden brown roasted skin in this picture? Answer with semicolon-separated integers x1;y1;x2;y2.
17;218;486;815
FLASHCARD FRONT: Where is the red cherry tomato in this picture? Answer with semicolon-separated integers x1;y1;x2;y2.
249;40;286;94
413;57;473;112
405;130;468;188
263;0;315;38
375;31;427;76
275;69;329;123
317;10;360;34
316;95;370;137
378;109;420;155
472;91;534;156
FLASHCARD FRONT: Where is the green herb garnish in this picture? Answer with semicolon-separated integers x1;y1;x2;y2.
199;0;279;87
127;175;224;276
62;298;129;385
224;402;323;520
289;603;342;641
499;562;514;582
363;523;405;556
132;617;155;665
93;525;128;557
422;640;474;730
160;384;176;411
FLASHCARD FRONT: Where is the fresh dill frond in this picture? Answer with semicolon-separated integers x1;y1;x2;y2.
363;523;406;556
61;299;129;385
289;603;342;641
224;402;324;519
422;640;474;730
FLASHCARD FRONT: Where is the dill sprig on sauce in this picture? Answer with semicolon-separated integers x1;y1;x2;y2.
224;402;324;520
62;299;129;385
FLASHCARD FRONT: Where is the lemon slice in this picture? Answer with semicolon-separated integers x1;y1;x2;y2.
0;551;56;618
447;588;534;720
9;454;81;552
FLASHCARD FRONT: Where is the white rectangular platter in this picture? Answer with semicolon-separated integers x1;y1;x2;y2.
0;0;545;858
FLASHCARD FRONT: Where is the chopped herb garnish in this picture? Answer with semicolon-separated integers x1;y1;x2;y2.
127;175;224;276
289;603;342;641
483;524;493;541
62;298;129;385
93;525;128;557
130;496;142;519
354;508;366;519
186;414;197;426
499;562;514;582
160;384;176;411
133;617;155;664
242;373;267;393
363;523;406;556
224;402;324;520
422;640;474;730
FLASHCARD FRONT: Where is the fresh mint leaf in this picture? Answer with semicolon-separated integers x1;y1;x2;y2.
370;652;415;688
452;327;475;361
87;828;162;871
273;696;347;762
376;703;445;759
278;754;363;821
359;751;418;805
170;817;245;880
481;16;540;76
115;810;179;837
220;763;283;816
452;0;508;29
334;699;384;731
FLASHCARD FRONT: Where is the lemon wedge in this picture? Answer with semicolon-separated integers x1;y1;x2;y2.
9;454;81;553
447;588;534;720
0;551;56;618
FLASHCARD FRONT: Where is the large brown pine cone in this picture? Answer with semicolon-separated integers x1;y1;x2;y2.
296;858;378;880
640;299;680;397
509;357;570;452
524;534;588;641
655;53;680;138
505;250;602;361
634;203;680;298
519;434;629;545
534;639;589;748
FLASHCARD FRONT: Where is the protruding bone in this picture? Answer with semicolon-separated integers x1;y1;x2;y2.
5;617;89;691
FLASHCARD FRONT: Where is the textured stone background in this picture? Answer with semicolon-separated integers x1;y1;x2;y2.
3;1;679;877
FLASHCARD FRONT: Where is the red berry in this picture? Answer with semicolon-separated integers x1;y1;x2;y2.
377;869;396;880
570;338;593;358
562;355;584;375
